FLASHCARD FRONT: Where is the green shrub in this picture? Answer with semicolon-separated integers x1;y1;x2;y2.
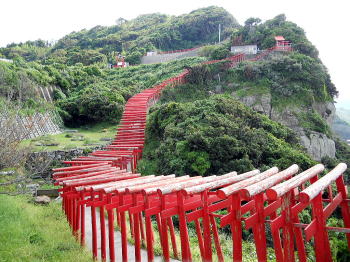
297;111;331;136
142;95;315;176
199;45;231;60
226;53;337;103
58;85;125;125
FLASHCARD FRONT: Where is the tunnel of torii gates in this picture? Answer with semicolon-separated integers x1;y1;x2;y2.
53;44;350;262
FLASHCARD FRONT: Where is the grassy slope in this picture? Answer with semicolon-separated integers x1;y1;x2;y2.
20;122;115;152
0;195;92;262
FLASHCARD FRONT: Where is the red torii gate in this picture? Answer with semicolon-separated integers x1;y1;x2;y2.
50;46;350;262
54;163;350;262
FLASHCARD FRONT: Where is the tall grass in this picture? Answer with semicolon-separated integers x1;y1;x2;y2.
0;195;92;262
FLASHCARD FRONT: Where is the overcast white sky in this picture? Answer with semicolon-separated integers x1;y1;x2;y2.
1;0;349;105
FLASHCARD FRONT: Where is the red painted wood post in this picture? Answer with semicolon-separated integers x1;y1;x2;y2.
291;207;307;262
161;194;171;262
155;213;164;251
312;193;332;262
91;204;98;260
144;194;155;261
106;194;116;262
74;194;81;238
283;188;307;262
202;190;213;261
68;194;73;225
231;194;243;262
120;195;128;262
74;196;78;230
270;219;284;262
132;194;142;262
177;191;192;262
129;210;134;238
168;217;179;259
281;191;295;262
139;212;146;244
99;198;107;261
72;196;76;230
251;193;267;262
116;203;121;227
81;198;86;246
210;215;224;262
335;174;350;249
194;219;205;259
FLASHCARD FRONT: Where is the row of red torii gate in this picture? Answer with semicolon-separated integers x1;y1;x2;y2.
53;40;350;262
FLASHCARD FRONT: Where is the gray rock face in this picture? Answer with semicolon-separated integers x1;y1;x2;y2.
34;195;51;204
270;106;304;133
234;92;336;161
312;101;336;126
238;93;272;116
300;132;336;161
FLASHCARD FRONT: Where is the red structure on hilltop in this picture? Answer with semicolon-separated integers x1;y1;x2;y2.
113;54;129;68
275;36;293;51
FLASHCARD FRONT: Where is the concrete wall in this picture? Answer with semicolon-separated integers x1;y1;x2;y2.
141;48;200;64
231;45;258;55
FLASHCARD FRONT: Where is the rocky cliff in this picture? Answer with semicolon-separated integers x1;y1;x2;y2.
233;92;336;161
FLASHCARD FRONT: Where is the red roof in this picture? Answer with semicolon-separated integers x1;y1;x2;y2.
275;36;285;41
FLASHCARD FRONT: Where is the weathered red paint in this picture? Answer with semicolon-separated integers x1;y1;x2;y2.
53;44;350;262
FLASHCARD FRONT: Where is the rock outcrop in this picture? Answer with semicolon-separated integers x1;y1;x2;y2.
299;132;336;161
25;145;105;178
34;195;51;204
233;91;336;161
312;101;336;126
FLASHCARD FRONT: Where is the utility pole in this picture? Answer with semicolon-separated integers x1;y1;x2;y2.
218;23;221;43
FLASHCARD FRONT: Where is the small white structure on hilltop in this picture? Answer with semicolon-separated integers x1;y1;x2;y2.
231;45;258;55
146;51;157;56
0;58;13;63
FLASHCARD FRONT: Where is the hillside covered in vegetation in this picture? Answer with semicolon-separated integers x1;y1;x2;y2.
139;95;315;176
137;14;350;184
1;6;349;176
1;6;350;261
0;6;237;65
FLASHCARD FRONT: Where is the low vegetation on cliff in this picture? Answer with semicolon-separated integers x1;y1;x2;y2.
139;95;315;176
